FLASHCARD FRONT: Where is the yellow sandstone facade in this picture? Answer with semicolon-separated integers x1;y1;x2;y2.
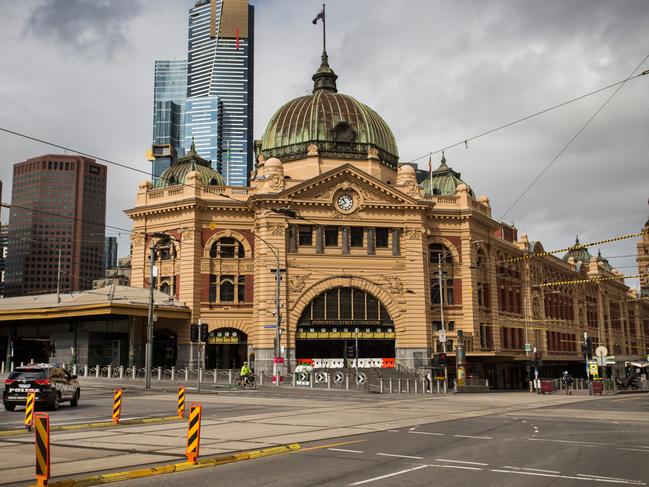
126;51;648;388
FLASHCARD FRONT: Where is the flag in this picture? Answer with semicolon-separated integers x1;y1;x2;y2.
312;9;324;24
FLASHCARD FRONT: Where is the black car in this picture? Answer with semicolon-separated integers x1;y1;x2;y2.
3;365;80;411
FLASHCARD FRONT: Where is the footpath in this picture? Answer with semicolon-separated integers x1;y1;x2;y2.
0;387;630;486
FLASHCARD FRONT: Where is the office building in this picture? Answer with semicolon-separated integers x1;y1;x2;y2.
0;224;7;298
4;155;107;297
151;60;188;182
185;0;254;186
104;236;118;272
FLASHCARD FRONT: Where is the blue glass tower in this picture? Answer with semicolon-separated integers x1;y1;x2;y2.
186;0;254;186
151;60;188;182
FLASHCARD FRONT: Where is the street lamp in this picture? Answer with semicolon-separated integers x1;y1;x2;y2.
251;230;282;387
145;232;179;389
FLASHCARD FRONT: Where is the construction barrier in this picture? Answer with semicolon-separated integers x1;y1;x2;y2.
177;387;186;417
112;389;123;424
34;413;50;487
186;403;202;464
24;392;35;431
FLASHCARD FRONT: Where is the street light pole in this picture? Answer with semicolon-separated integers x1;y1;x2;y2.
145;245;156;389
438;252;447;381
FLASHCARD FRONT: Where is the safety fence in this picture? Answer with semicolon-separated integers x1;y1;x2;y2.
289;370;449;394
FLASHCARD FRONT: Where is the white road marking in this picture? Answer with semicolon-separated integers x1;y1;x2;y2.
577;473;644;484
490;469;646;485
408;427;416;431
436;458;488;466
328;448;364;454
453;434;492;440
528;438;610;446
408;431;445;436
386;430;400;433
348;465;428;485
377;453;424;460
503;465;560;474
428;463;483;471
619;448;649;453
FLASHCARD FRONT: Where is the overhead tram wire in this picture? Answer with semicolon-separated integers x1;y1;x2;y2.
500;53;649;220
403;67;649;165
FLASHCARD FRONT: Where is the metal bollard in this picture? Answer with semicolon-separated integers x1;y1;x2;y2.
292;373;296;387
214;369;217;383
345;374;349;390
228;369;233;384
11;361;15;371
414;379;418;394
72;364;77;377
171;367;176;381
132;366;136;380
1;362;4;374
443;381;447;393
95;365;100;378
379;378;384;394
199;369;203;382
20;362;24;367
407;379;411;394
259;371;264;386
389;378;393;394
327;373;331;389
436;381;440;394
119;366;124;379
486;379;489;389
107;365;112;378
157;367;162;381
309;373;314;388
398;378;402;393
84;364;88;377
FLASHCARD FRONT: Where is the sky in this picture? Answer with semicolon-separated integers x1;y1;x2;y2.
0;0;647;288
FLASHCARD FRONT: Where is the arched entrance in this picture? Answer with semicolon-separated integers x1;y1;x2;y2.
153;329;177;368
296;287;395;366
205;328;248;369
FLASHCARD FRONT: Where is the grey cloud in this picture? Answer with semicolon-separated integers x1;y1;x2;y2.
23;0;143;59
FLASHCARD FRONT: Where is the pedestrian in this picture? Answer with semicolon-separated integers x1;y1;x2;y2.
562;371;573;395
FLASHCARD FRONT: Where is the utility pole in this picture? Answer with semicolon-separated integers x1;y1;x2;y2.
438;253;448;381
145;245;156;389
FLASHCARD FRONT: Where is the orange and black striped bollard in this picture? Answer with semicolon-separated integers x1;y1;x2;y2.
177;387;185;418
185;402;202;464
34;412;50;487
112;389;123;424
24;392;35;431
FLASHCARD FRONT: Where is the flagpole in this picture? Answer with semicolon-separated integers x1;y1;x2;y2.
322;4;326;53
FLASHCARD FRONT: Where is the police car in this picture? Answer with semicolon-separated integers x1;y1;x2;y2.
3;365;80;411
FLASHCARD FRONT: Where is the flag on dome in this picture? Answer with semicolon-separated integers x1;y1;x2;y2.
312;9;324;24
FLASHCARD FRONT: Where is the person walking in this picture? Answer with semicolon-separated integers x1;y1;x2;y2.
562;371;573;395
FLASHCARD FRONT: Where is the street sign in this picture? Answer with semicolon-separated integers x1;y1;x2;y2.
524;343;532;353
595;346;608;358
438;330;447;343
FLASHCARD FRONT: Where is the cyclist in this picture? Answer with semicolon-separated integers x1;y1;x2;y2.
240;361;252;386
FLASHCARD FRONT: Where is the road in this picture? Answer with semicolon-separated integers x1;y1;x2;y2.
115;394;649;487
1;383;647;486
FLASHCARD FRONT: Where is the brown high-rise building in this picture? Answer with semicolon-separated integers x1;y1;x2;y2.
4;155;106;297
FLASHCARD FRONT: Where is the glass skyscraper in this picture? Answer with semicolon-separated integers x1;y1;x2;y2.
150;0;254;187
152;60;188;182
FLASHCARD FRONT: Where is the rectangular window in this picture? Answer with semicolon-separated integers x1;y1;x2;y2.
219;275;235;302
324;226;338;246
237;276;246;302
350;227;364;247
298;225;313;246
375;228;389;248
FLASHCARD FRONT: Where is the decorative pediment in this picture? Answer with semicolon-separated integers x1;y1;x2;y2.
255;164;426;209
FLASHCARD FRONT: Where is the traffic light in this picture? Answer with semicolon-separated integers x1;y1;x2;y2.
432;354;440;368
199;323;208;343
438;353;447;367
190;323;198;343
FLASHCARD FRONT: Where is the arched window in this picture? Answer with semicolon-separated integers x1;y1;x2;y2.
209;275;245;303
429;243;453;264
210;237;245;258
160;282;171;295
299;287;391;323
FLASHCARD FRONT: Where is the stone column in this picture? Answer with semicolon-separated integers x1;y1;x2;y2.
342;226;350;255
367;228;376;255
392;228;400;256
316;226;324;254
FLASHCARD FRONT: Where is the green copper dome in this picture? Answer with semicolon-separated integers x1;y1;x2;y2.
562;236;594;264
260;53;399;168
421;154;475;197
154;142;225;189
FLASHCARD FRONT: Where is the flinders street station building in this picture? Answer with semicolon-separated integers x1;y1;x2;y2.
123;51;649;389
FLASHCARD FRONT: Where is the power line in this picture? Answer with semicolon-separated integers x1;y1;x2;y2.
500;53;649;219
404;67;649;164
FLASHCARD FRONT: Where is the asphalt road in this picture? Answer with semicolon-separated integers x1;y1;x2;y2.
0;384;302;431
116;395;649;487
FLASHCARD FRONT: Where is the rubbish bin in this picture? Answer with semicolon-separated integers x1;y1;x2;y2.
539;380;554;394
591;380;604;395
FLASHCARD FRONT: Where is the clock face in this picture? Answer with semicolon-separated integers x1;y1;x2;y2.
337;194;354;211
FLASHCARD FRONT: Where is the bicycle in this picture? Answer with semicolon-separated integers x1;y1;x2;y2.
235;375;257;390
